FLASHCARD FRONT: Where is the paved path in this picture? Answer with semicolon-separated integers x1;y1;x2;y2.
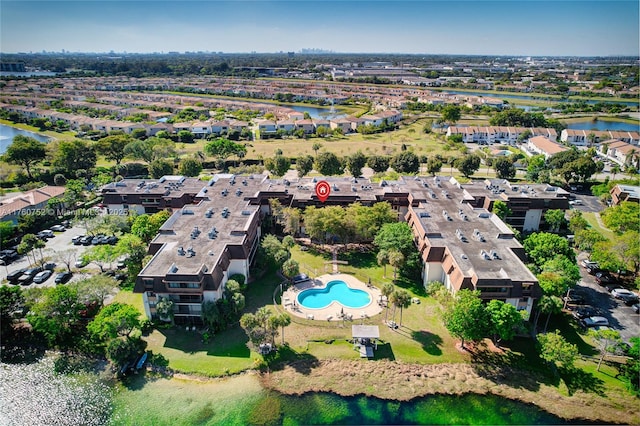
594;212;612;232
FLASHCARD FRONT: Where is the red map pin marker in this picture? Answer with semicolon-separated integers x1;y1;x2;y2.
316;180;331;203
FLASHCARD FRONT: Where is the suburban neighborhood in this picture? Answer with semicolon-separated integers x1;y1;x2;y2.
1;3;639;423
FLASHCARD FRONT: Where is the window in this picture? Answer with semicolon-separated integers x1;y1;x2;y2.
478;287;508;294
168;282;200;289
143;279;154;289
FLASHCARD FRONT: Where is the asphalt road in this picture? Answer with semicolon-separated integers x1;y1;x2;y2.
572;252;639;343
0;224;97;288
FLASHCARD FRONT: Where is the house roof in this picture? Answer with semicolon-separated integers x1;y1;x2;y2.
528;136;567;155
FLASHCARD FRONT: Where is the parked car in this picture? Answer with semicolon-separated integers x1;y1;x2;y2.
569;200;583;206
106;235;119;245
80;236;93;246
43;262;57;271
72;235;85;245
116;258;128;269
36;230;54;240
572;306;599;320
632;303;639;314
7;268;26;283
580;316;610;328
75;258;88;268
595;272;615;285
55;271;73;284
33;270;53;284
586;265;601;275
18;267;43;285
50;225;66;232
605;283;623;293
0;249;19;264
581;259;599;269
611;288;639;305
563;292;586;306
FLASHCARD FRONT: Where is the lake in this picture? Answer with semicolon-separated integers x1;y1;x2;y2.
564;119;640;132
286;104;346;119
0;359;584;425
0;124;51;155
438;90;639;107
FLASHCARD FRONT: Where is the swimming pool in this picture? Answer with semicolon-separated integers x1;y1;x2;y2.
297;280;371;309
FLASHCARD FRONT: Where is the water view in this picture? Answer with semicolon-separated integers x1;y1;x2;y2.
438;90;639;107
0;124;51;155
0;358;583;426
565;119;640;132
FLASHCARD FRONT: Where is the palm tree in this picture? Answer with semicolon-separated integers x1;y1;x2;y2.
387;250;404;281
377;250;389;278
392;290;412;326
611;165;620;180
533;295;563;333
312;142;323;157
381;283;395;322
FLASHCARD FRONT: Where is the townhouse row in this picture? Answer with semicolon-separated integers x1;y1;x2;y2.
446;126;558;144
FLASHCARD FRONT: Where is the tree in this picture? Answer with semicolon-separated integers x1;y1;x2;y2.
314;152;343;176
532;295;563;333
106;336;147;369
380;282;395;321
486;300;523;346
367;155;390;173
455;155;481;178
52;248;77;273
601;201;639;234
491;200;511;221
261;234;286;261
391;151;420;174
88;303;141;341
538;255;581;297
155;296;174;323
178;158;203;177
296;155;314;177
444;289;488;349
148;159;174;178
441;104;461;125
544;209;566;233
177;130;194;143
204;138;246;163
390;289;412;326
346;151;367;178
523;232;575;268
83;244;118;273
312;142;323;156
264;155;291;177
26;285;83;348
589;328;622;372
52;139;97;176
124;137;174;163
387;250;404;280
0;221;16;248
2;135;47;180
568;210;588;233
95;134;132;165
426;158;442;176
70;275;117;307
281;258;300;280
377;250;389;278
0;285;24;337
574;228;606;252
493;157;516;180
374;222;415;257
537;331;579;371
270;313;291;345
114;234;147;286
620;337;640;394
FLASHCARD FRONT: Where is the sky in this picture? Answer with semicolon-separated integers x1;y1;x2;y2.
1;1;638;56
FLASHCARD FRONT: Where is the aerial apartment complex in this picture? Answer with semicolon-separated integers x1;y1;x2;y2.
107;174;569;324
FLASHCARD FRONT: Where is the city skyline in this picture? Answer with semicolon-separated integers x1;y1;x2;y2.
1;1;639;56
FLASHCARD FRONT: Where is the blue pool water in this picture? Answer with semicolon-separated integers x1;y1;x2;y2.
298;280;371;309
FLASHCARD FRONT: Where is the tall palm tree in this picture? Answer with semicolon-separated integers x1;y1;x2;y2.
393;290;412;326
611;165;620;180
381;283;395;322
377;250;389;278
387;250;404;281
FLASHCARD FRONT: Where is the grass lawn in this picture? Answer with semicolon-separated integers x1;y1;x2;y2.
582;211;616;240
0;119;76;140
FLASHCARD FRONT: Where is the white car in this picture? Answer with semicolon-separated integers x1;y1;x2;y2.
569;200;583;206
50;225;66;232
581;259;599;269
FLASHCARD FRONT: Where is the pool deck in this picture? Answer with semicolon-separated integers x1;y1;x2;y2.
282;273;383;322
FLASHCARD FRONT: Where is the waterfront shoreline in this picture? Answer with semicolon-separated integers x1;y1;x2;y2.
258;359;638;425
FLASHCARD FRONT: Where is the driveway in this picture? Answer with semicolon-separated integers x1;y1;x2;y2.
573;252;639;343
569;193;604;214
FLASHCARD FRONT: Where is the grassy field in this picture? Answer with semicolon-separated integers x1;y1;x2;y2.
582;211;616;240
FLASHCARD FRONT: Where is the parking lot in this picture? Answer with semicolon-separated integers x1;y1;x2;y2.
571;252;639;343
0;224;98;288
